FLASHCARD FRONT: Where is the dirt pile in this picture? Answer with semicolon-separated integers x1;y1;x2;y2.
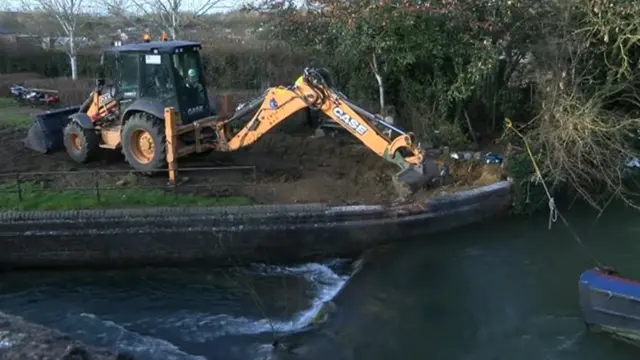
225;133;400;204
415;157;505;201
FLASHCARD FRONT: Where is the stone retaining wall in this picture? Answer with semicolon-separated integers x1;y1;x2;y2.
0;181;513;270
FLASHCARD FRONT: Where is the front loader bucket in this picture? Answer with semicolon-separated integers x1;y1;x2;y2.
24;106;80;154
392;158;440;198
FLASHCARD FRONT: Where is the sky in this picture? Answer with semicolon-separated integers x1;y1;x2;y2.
2;0;244;14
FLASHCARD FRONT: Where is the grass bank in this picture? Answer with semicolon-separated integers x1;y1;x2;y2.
0;98;38;129
0;97;255;211
0;98;13;107
0;182;254;211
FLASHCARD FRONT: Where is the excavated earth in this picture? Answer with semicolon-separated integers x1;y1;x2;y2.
0;124;505;206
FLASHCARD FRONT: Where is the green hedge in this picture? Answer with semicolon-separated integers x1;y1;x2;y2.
0;49;100;79
0;43;314;90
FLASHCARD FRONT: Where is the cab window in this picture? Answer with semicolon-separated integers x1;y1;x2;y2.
171;51;206;106
101;52;117;84
119;53;139;95
140;54;175;106
172;52;204;87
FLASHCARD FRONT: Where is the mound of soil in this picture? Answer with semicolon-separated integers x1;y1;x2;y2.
226;133;401;204
0;124;505;206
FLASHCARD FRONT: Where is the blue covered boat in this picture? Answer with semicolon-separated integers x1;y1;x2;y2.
579;268;640;346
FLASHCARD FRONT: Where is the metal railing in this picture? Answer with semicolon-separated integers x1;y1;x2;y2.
0;166;257;203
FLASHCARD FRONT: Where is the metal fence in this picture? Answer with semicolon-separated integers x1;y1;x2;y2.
0;166;257;203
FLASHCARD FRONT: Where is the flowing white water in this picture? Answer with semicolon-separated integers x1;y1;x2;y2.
158;260;350;340
224;260;351;334
73;313;207;360
57;260;351;359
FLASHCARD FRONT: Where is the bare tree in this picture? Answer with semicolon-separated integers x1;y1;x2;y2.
21;0;93;80
128;0;225;39
102;0;142;36
105;0;130;18
104;0;134;26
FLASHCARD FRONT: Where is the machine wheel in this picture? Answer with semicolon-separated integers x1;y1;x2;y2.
121;112;166;175
63;121;100;163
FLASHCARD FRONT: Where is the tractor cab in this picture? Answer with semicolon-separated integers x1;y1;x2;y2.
99;40;212;125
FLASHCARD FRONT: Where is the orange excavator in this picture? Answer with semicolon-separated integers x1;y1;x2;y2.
207;67;440;195
24;35;439;197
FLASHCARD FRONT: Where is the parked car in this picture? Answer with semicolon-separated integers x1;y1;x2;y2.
10;84;60;108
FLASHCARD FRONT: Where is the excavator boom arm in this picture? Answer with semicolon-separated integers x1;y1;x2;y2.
316;93;425;168
219;77;424;170
220;87;310;150
215;68;438;196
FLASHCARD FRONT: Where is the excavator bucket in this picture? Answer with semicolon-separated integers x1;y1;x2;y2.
392;157;441;198
24;106;80;154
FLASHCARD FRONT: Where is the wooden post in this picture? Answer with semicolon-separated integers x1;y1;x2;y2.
221;94;231;116
164;107;177;184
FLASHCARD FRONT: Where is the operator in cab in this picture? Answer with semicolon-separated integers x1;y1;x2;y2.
185;68;205;103
186;68;203;92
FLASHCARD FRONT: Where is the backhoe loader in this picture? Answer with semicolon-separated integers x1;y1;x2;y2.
24;35;440;197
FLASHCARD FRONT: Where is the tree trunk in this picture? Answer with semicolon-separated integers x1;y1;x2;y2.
370;53;385;115
68;34;78;80
375;72;385;115
69;54;78;81
170;12;178;39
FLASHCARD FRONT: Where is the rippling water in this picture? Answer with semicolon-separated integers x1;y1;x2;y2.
2;203;640;360
0;260;352;360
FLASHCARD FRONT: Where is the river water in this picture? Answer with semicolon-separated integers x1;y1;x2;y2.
1;204;640;360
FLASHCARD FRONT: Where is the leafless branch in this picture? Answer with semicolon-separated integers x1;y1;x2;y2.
103;0;138;28
127;0;226;39
514;1;640;211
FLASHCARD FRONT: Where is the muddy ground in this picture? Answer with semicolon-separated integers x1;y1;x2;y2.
0;99;505;206
0;128;505;206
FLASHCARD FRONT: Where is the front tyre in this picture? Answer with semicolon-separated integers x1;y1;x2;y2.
63;121;100;163
121;112;166;175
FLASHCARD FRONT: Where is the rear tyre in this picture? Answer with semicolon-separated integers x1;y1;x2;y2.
63;121;100;163
121;112;166;175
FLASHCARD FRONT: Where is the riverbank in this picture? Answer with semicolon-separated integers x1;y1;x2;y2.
0;180;513;270
0;181;255;210
0;97;515;270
